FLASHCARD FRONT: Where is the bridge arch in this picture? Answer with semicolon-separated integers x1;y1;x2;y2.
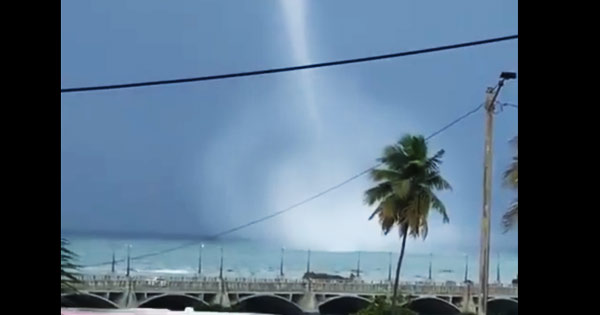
487;298;518;315
137;293;208;310
236;294;304;315
318;295;372;315
61;293;119;309
404;296;461;315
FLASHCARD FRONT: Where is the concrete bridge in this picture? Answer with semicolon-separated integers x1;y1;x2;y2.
62;275;518;315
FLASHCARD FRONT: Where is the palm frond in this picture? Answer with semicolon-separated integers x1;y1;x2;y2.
430;191;450;223
423;173;452;192
61;238;81;293
429;149;445;163
380;215;396;235
364;182;393;205
381;197;399;220
391;179;412;199
503;135;518;230
503;135;518;190
398;222;409;239
379;145;408;170
402;160;426;179
424;149;445;172
379;197;400;235
370;169;403;182
418;216;429;240
502;199;518;232
510;135;518;148
503;157;518;190
400;135;427;160
368;207;382;221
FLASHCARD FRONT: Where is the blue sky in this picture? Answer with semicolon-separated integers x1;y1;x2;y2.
61;0;518;253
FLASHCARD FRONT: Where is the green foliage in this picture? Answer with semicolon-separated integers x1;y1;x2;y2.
61;238;80;293
357;296;416;315
365;134;451;239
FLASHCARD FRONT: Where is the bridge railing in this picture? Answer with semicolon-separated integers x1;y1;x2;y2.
135;280;221;291
225;281;307;292
399;284;467;295
312;282;390;294
75;275;517;296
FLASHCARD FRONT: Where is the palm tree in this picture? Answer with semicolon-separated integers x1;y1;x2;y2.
61;238;80;293
365;134;451;308
502;136;518;231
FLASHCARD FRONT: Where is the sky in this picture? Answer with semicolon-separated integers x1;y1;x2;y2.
61;0;518;254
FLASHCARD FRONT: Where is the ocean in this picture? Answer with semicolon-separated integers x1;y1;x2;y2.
66;236;518;284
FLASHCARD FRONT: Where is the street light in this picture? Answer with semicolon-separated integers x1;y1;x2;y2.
500;72;517;80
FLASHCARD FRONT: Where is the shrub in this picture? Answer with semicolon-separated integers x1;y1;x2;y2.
357;296;417;315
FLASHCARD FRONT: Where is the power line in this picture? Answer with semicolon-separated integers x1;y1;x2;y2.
426;103;484;140
62;35;517;93
499;102;518;109
82;102;484;268
493;101;518;114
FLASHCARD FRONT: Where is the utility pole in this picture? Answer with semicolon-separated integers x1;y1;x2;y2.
280;247;285;278
356;251;361;278
306;250;311;274
111;250;116;274
464;255;469;283
496;253;501;284
198;244;204;275
478;71;516;315
219;246;224;280
428;253;433;281
388;252;392;282
125;244;132;277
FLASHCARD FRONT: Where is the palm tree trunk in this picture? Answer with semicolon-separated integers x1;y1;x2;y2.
391;228;408;309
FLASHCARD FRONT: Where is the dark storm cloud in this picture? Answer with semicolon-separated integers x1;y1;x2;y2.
61;0;518;251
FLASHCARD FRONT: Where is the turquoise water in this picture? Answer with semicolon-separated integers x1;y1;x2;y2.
67;236;518;284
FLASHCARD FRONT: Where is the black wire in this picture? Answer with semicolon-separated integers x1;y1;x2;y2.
500;102;518;109
62;35;517;93
493;102;518;114
426;103;484;140
82;102;484;268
